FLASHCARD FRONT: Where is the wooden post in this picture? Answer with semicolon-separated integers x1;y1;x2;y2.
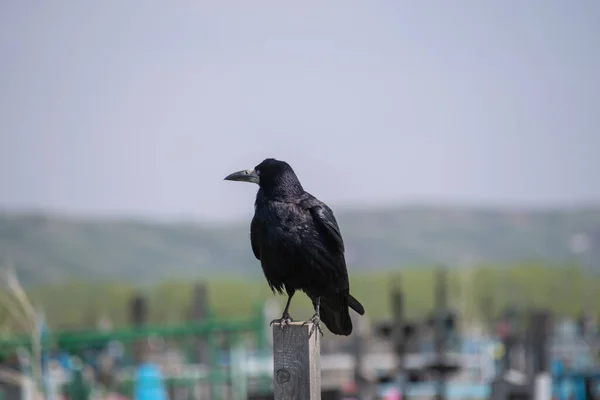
130;293;147;329
187;282;211;400
528;309;552;400
390;276;406;400
434;266;447;400
129;293;148;365
272;322;321;400
351;314;369;399
188;282;209;363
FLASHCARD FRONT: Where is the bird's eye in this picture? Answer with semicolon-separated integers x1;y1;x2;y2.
256;169;261;175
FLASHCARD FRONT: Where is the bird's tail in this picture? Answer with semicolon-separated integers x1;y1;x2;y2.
318;294;353;335
348;294;365;315
316;292;365;336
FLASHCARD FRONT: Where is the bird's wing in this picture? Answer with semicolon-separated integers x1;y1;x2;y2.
301;195;345;253
250;215;261;260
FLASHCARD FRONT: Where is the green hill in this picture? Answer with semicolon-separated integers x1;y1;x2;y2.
0;206;599;285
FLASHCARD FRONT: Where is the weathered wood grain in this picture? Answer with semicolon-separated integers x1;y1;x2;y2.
272;322;321;400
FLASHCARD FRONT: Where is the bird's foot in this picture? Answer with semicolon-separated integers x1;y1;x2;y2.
270;313;294;330
303;313;324;338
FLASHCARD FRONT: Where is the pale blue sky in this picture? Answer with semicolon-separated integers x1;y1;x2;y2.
1;1;599;221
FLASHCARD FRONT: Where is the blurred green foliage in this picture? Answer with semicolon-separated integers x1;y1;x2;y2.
1;262;597;333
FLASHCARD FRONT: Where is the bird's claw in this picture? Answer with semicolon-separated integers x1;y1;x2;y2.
270;313;294;330
303;314;324;338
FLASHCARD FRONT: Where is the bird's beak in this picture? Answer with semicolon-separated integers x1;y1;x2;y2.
223;169;260;184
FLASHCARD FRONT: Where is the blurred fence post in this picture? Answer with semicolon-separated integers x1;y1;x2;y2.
188;282;209;365
529;310;552;400
272;322;321;400
129;293;148;366
434;266;448;400
130;293;147;329
188;282;210;400
391;275;406;400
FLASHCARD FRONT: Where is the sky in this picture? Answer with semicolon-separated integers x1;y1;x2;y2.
1;1;599;222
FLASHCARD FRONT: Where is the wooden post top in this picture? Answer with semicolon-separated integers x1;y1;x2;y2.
272;322;321;400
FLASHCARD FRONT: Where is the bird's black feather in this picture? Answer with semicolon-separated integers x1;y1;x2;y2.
243;158;364;335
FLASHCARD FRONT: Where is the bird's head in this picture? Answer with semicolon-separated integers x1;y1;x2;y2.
224;158;304;198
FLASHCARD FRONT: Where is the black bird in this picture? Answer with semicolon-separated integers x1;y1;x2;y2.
224;158;365;336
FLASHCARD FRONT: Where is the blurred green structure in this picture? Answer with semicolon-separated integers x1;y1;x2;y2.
0;301;270;400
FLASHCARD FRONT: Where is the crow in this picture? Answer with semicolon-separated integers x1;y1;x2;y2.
224;158;365;336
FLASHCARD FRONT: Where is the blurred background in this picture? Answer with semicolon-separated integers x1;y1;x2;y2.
1;1;599;399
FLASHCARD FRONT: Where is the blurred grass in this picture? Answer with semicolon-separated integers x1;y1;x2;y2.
0;262;595;333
